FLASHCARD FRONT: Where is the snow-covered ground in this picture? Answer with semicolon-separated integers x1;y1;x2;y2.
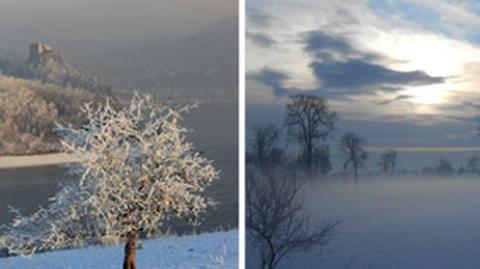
0;230;238;269
275;177;480;269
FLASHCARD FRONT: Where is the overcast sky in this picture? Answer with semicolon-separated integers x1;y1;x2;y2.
246;0;480;169
0;0;237;52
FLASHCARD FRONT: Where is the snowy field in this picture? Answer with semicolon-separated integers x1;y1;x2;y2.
276;177;480;269
0;230;238;269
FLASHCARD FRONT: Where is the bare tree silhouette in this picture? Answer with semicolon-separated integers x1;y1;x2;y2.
436;157;455;177
379;150;398;175
284;94;336;176
247;166;340;269
249;123;282;169
467;155;480;175
340;132;368;179
297;145;332;176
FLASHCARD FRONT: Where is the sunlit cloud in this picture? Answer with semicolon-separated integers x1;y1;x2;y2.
247;0;480;123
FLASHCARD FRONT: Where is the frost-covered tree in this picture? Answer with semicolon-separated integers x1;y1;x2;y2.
0;93;219;268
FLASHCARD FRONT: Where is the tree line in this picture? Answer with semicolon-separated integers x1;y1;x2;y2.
247;94;394;179
248;94;480;179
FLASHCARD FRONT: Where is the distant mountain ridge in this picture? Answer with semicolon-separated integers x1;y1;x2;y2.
76;16;238;100
0;17;238;101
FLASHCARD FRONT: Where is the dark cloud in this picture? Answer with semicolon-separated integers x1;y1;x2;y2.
305;31;355;55
304;31;380;62
246;31;276;48
452;101;480;113
378;94;412;105
247;9;279;28
302;30;446;93
379;86;404;92
379;113;443;125
310;59;445;89
247;68;291;96
463;101;480;110
250;30;447;100
446;114;480;124
248;67;349;99
440;101;480;113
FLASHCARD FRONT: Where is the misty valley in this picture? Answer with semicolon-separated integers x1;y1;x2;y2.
284;176;480;269
246;93;480;269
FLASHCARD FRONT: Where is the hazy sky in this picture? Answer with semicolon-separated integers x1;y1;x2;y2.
0;0;237;51
246;0;480;169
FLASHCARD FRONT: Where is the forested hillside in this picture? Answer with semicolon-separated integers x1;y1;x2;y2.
0;75;98;155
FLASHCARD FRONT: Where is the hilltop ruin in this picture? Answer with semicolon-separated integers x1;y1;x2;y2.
28;43;54;63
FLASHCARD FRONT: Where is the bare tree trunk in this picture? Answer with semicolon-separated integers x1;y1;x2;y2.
123;233;137;269
267;251;276;269
307;142;313;176
354;164;358;180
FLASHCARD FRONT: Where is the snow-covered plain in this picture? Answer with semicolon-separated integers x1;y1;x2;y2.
275;177;480;269
0;230;238;269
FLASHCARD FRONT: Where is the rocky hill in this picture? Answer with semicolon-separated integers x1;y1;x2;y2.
0;43;112;96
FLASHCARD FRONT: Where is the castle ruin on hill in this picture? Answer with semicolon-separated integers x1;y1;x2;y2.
28;43;54;63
